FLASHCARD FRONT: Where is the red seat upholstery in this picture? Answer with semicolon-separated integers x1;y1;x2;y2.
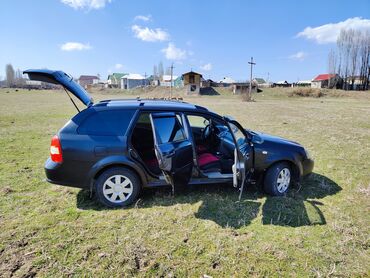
197;153;220;170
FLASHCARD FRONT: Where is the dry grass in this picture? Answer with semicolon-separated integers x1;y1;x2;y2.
0;88;369;277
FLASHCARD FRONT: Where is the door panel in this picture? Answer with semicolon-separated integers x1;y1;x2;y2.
227;120;253;199
150;113;194;192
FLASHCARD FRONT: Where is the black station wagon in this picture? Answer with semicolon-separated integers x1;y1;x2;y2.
24;69;314;207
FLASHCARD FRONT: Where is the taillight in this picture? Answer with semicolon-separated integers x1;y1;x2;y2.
50;135;63;163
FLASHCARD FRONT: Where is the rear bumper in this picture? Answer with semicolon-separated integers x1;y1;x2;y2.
45;158;88;189
302;158;314;177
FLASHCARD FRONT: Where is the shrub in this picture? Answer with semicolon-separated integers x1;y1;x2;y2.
288;88;325;98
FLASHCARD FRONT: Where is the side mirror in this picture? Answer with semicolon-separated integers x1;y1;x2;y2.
251;134;264;144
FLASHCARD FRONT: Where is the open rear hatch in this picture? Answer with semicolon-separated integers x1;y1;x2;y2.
23;69;94;107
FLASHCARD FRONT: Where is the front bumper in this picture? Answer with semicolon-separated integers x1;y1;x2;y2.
302;158;314;177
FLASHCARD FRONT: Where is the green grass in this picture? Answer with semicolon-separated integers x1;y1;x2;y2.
0;88;369;277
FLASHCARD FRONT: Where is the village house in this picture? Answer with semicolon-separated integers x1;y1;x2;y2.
253;78;266;85
345;76;367;90
78;75;99;88
253;77;272;88
182;71;202;95
296;80;312;87
160;75;178;87
218;77;235;87
107;73;127;88
174;76;183;87
274;80;291;87
232;82;257;94
311;74;341;89
121;73;148;90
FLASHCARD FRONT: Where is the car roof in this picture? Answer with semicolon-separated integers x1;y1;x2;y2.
94;98;213;113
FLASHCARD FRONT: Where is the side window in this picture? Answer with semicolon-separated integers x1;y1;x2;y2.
187;115;209;128
152;116;186;144
78;109;135;136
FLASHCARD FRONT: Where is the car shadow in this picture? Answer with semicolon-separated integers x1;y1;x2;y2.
261;173;341;227
76;173;341;229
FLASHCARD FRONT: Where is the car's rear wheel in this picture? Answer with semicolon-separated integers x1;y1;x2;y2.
264;162;291;196
95;167;141;207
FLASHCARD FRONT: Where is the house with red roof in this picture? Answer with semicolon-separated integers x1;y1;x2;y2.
311;74;342;89
78;75;99;88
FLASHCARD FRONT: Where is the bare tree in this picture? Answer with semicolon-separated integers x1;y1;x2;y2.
158;62;164;80
5;64;15;87
328;49;337;88
358;30;370;90
153;65;158;80
334;29;370;90
15;68;25;87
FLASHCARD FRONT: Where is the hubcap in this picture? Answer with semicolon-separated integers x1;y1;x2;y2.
276;168;291;193
102;175;133;203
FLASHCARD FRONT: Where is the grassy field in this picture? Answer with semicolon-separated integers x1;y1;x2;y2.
0;87;369;277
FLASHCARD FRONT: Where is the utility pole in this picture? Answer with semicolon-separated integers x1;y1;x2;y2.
144;72;147;94
248;57;256;101
170;63;174;99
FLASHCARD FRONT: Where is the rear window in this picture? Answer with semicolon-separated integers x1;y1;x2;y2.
78;109;135;136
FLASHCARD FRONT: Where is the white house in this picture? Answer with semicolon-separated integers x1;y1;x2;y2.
160;75;178;87
121;74;148;90
219;77;235;84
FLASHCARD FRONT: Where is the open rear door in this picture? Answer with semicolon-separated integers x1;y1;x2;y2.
23;69;93;107
227;120;253;200
150;113;194;194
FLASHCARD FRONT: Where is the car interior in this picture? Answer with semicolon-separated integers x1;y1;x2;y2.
130;112;237;179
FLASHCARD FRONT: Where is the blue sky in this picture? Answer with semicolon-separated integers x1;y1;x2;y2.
0;0;369;82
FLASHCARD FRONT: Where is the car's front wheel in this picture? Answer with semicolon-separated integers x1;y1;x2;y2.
263;162;291;196
95;167;141;207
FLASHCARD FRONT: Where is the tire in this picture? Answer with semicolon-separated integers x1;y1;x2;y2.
263;162;291;196
95;167;141;208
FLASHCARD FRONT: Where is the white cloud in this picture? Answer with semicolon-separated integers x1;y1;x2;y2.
131;25;169;42
61;0;112;10
115;63;123;69
161;43;187;60
297;17;370;44
60;42;92;51
200;63;212;71
289;51;307;61
134;15;152;22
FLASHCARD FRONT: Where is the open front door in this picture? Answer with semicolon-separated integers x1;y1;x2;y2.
150;113;194;194
227;120;253;200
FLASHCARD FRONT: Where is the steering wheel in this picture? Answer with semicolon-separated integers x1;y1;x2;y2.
201;124;211;142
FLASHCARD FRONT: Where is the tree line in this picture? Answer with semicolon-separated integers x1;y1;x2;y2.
152;61;174;80
3;64;26;87
328;28;370;90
